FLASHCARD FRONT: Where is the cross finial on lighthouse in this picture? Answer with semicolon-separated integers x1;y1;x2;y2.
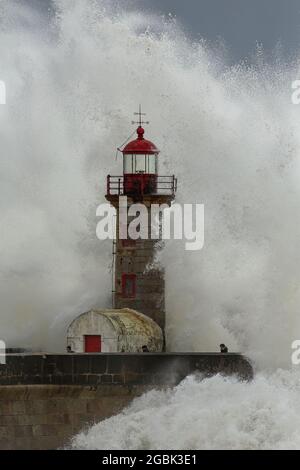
131;104;149;127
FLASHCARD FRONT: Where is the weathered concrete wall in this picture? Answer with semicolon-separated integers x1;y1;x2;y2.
0;353;253;386
108;195;175;331
67;309;163;353
0;384;150;449
0;353;253;449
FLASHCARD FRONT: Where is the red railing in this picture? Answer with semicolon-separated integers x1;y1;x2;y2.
106;175;177;196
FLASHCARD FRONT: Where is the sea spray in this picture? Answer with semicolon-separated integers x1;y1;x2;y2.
2;0;300;450
71;371;300;450
0;0;300;365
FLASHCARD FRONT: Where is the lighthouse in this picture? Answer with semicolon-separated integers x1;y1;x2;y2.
106;107;177;336
66;108;176;353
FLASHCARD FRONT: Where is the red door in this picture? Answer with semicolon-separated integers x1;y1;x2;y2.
84;335;101;352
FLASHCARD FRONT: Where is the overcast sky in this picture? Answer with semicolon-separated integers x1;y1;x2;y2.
22;0;300;63
140;0;300;62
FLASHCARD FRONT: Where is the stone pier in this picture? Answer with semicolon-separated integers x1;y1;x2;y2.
0;352;253;449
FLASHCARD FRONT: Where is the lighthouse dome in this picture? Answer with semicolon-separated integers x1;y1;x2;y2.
122;126;159;155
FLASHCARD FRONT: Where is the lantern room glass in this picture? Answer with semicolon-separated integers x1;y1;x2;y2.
123;154;157;174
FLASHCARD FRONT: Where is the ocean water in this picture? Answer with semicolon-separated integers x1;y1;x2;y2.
71;371;300;450
1;0;300;448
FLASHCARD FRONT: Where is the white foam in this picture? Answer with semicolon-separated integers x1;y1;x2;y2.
2;0;300;447
71;370;300;449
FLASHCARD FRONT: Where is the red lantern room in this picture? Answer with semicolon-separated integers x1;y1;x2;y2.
122;125;159;195
106;106;176;199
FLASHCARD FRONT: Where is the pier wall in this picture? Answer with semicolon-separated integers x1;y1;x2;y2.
0;353;253;449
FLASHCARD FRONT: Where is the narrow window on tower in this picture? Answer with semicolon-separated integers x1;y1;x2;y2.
122;239;136;248
121;273;136;298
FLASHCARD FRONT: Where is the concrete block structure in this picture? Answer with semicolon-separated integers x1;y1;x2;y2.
67;308;163;353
